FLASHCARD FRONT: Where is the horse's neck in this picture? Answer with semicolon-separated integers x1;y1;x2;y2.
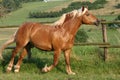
63;17;82;36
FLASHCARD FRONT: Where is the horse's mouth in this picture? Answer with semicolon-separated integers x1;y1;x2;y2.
94;20;100;26
94;22;99;26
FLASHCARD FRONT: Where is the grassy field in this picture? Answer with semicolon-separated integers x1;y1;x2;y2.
0;0;120;80
0;46;120;80
0;25;120;80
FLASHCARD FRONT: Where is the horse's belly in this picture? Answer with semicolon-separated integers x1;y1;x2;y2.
30;30;52;50
30;36;52;50
33;41;52;51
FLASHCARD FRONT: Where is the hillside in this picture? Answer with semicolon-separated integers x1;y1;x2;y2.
0;0;119;26
0;1;72;26
91;0;120;15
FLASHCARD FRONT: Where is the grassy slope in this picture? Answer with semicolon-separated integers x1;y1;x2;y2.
0;1;71;26
0;0;119;26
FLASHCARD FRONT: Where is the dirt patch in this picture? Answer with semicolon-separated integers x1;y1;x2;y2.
91;0;120;15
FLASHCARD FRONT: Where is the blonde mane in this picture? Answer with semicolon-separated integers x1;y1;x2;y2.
51;7;88;26
52;10;78;26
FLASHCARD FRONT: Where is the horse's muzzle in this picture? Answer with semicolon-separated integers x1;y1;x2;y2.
94;19;100;26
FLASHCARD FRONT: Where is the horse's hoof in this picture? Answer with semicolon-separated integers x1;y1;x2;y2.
6;67;12;73
42;64;49;73
42;67;48;72
14;65;20;73
67;72;76;75
14;69;19;73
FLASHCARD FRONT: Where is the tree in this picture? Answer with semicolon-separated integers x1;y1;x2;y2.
1;0;21;12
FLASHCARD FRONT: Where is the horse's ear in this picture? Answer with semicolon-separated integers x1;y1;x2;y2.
81;6;85;12
78;6;85;12
78;6;88;16
85;5;88;9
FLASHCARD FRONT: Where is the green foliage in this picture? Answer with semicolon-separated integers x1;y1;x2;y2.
29;11;62;18
0;0;42;13
1;0;22;12
75;29;88;43
116;15;120;20
108;15;120;28
19;0;42;3
29;0;107;18
115;3;120;8
68;0;107;10
0;1;67;26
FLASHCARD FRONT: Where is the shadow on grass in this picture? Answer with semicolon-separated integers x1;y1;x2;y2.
0;53;65;73
23;56;66;74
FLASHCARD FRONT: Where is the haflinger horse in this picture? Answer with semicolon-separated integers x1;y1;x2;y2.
0;6;99;75
0;9;78;60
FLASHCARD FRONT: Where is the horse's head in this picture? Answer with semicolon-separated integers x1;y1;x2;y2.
78;6;100;26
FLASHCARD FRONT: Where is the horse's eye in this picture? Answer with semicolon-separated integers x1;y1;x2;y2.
86;13;90;16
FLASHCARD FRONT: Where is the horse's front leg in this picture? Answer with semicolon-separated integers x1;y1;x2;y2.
42;49;61;72
64;49;75;75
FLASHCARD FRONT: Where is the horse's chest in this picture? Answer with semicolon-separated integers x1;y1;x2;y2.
60;33;74;49
63;38;74;49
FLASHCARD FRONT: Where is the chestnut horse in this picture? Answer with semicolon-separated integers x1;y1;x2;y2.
0;10;78;60
1;6;99;75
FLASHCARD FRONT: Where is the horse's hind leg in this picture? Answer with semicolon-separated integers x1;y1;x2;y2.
14;48;27;73
6;45;23;73
26;43;33;60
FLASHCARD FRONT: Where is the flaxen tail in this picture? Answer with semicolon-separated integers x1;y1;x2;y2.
0;32;16;60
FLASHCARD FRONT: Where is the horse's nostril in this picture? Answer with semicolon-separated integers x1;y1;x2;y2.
97;19;101;23
94;19;100;26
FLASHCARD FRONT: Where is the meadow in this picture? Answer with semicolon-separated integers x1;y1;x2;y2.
0;0;120;80
0;45;120;80
0;25;120;80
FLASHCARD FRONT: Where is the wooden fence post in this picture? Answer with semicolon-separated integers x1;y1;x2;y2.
101;22;108;61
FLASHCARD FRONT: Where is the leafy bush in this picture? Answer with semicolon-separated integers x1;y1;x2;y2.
29;11;62;18
115;3;120;8
19;0;42;3
1;0;22;12
68;0;107;10
108;15;120;28
0;0;42;13
29;0;107;18
75;29;88;43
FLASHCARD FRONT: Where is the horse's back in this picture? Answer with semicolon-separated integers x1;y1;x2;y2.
30;23;54;50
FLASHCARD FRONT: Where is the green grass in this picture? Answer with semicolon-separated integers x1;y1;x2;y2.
97;15;118;21
0;26;120;80
0;46;120;80
0;28;120;80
